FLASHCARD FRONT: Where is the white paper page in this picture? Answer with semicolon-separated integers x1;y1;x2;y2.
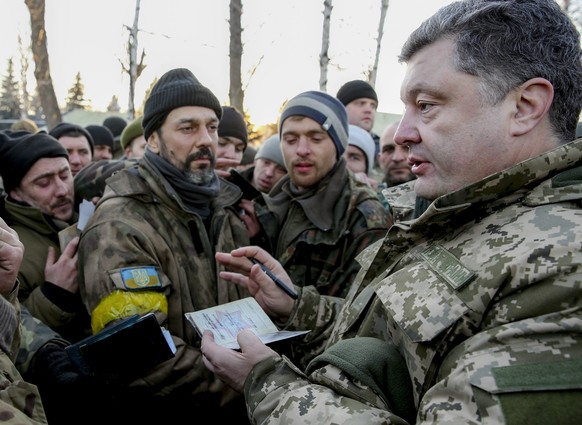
185;298;309;350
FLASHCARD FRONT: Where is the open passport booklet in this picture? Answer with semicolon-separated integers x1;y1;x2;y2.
185;297;310;350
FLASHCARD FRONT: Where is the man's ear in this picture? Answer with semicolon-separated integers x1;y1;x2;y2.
9;187;23;202
147;132;160;154
510;77;554;137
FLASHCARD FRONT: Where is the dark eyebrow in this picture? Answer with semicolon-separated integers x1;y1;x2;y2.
31;165;70;183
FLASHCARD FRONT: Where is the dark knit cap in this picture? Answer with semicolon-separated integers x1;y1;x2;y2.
142;68;222;140
86;125;114;149
0;130;68;192
218;106;248;148
336;80;378;106
102;116;128;142
49;122;95;154
120;116;144;149
279;90;349;158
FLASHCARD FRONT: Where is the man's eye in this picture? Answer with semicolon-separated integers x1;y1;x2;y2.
418;102;433;113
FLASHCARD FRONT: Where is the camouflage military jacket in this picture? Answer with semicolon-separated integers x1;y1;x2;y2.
259;159;389;298
2;198;89;342
245;139;582;424
78;156;251;416
0;286;48;424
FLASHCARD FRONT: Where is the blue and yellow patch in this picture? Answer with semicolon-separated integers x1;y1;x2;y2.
120;266;161;289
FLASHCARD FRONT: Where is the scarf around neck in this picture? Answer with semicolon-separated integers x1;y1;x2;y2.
145;149;220;218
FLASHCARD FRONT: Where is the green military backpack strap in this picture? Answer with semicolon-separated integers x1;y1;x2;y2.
306;336;416;423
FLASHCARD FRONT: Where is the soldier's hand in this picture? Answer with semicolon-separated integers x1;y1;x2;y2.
216;246;296;321
215;158;241;178
201;329;278;393
0;216;24;296
44;236;79;293
239;199;261;237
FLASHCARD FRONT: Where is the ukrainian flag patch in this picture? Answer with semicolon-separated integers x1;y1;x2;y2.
120;267;161;289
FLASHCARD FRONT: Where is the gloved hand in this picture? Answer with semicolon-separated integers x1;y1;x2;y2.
29;342;110;424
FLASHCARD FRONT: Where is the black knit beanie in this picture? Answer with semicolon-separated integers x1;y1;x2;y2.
49;122;95;154
86;124;115;150
102;116;128;142
0;130;68;192
218;106;248;149
336;80;378;106
142;68;222;140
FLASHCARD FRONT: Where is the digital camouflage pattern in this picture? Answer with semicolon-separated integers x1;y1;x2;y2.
380;180;417;223
78;155;251;420
244;139;582;424
0;288;48;424
257;159;390;298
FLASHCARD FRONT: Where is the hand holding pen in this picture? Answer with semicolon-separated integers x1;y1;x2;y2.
215;246;297;321
249;257;298;299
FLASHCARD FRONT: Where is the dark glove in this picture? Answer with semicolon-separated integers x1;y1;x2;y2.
29;342;110;424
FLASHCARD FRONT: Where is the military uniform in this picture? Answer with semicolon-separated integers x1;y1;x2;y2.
244;139;582;424
3;199;90;342
78;155;251;421
258;159;389;298
0;285;48;424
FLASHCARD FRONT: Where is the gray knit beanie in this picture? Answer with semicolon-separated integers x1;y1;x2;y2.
279;90;349;159
348;124;375;175
255;135;285;169
142;68;222;140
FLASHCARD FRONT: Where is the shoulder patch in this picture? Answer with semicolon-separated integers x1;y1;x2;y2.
120;266;161;289
419;244;475;290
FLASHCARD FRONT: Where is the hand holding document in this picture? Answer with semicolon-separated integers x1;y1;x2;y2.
185;297;309;350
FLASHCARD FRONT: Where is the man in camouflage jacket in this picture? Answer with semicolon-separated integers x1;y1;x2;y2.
0;130;90;343
202;1;582;423
254;91;389;298
0;216;47;424
78;68;251;423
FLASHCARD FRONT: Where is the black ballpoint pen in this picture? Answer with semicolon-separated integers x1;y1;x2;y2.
249;257;298;299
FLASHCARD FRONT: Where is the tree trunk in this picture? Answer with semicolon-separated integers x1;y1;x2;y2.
127;0;141;119
319;0;333;92
229;0;244;113
18;35;31;119
368;0;389;86
25;0;61;128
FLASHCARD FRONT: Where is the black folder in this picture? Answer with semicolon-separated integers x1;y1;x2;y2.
228;169;261;200
65;313;175;380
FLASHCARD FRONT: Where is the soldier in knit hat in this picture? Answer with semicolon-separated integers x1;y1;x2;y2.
77;68;252;423
102;116;127;158
215;106;248;177
251;135;287;193
86;124;114;161
0;130;90;344
336;79;380;162
49;122;94;176
243;90;389;299
344;124;379;188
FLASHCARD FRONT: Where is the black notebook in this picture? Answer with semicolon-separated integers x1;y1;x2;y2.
66;313;175;380
228;169;261;200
